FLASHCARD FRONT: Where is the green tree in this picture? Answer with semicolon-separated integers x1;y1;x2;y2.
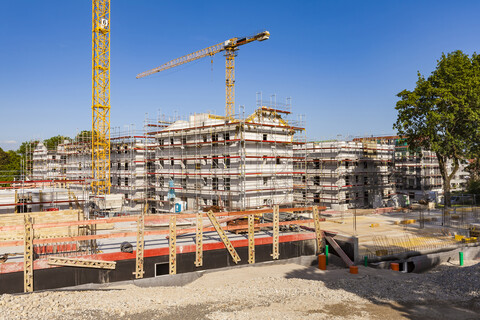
17;140;39;157
467;179;480;196
75;130;91;140
43;135;71;150
466;159;480;181
394;50;480;207
0;147;21;182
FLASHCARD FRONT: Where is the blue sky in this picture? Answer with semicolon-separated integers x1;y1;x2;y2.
1;1;480;150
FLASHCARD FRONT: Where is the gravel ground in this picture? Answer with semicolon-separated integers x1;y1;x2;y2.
1;260;479;320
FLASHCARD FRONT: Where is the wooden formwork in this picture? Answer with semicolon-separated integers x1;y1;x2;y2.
0;206;325;293
0;210;84;241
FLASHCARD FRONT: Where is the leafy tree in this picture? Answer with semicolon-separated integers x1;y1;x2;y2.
0;147;21;182
394;50;480;207
467;179;480;196
43;135;71;150
17;140;39;158
75;130;91;141
466;159;480;181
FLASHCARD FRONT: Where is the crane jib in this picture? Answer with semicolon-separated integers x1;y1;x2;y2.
137;30;270;118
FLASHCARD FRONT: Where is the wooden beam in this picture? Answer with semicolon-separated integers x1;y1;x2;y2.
169;215;177;274
313;206;323;253
248;214;255;264
325;236;354;267
206;210;240;263
47;257;116;269
133;205;146;278
195;211;203;267
271;205;279;260
23;215;33;292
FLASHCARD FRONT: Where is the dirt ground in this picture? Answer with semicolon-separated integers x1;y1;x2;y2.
1;260;480;320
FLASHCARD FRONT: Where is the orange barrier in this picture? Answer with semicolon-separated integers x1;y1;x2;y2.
390;262;400;271
318;254;326;270
349;266;358;274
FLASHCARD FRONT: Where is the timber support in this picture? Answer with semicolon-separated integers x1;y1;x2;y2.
271;205;279;259
313;205;323;253
48;256;116;269
195;211;203;267
248;214;255;264
206;210;240;263
23;215;33;292
169;214;177;274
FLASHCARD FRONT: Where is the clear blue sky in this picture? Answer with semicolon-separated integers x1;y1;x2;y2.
1;0;479;150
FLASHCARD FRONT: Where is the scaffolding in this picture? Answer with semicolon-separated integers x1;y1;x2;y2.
141;97;306;213
297;140;395;211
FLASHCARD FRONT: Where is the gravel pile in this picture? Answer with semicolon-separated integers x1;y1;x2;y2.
0;260;479;320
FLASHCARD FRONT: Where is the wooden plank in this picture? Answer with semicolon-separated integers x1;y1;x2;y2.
271;205;279;259
248;214;255;264
206;210;240;263
47;257;116;269
24;216;33;292
195;211;203;267
325;236;354;267
169;215;176;274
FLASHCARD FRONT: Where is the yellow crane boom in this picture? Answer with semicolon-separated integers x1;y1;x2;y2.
137;31;270;119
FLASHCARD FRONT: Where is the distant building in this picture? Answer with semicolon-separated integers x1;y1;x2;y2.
295;140;395;211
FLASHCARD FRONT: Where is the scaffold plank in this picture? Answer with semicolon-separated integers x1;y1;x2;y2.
206;210;240;263
271;205;279;259
169;214;177;274
248;214;255;264
195;211;203;267
23;216;33;292
47;256;116;269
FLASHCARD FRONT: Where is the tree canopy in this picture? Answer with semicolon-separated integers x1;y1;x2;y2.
394;50;480;206
44;135;71;150
0;147;21;182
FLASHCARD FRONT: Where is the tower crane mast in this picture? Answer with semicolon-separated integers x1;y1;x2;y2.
92;0;111;195
137;31;270;119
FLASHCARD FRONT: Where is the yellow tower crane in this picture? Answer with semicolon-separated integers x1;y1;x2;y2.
92;0;111;195
136;31;270;119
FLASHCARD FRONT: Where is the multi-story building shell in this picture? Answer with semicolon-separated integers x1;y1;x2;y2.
296;140;395;211
146;108;306;212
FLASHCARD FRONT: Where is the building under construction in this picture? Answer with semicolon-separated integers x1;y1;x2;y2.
145;106;306;213
356;136;470;205
295;140;395;211
23;100;308;214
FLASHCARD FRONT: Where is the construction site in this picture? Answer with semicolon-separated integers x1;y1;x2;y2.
1;1;480;319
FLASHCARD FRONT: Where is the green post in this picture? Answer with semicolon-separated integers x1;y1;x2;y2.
459;251;464;266
325;245;329;265
364;256;368;267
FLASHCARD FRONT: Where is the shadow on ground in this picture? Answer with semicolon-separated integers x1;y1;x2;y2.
284;255;480;320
